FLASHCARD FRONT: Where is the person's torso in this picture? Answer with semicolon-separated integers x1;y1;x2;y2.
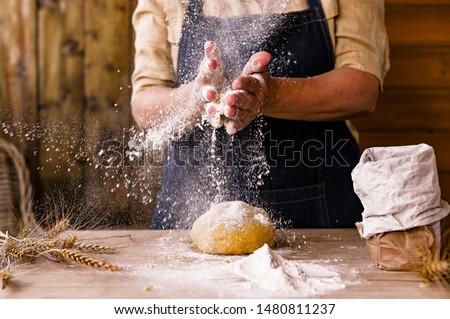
160;0;339;72
152;0;361;230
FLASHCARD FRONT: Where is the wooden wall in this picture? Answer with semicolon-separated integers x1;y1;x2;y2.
352;0;450;202
0;0;156;228
1;0;450;228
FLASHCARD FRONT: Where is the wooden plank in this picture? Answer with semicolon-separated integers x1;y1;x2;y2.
0;0;39;188
83;0;135;226
0;0;38;150
385;6;450;46
384;47;450;89
352;91;450;130
0;229;447;299
37;0;85;193
439;173;450;254
0;2;8;120
358;132;450;172
439;173;450;202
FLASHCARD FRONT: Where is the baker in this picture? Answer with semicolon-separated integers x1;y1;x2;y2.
131;0;390;229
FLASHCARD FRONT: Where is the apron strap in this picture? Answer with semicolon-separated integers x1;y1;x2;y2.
186;0;204;20
306;0;321;8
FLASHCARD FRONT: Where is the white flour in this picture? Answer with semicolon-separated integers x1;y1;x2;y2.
233;244;346;297
207;201;272;230
129;235;349;298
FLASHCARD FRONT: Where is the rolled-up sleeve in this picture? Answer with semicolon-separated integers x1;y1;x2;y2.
131;0;177;102
334;0;390;88
131;0;390;100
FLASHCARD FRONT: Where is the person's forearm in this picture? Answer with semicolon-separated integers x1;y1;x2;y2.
265;67;379;121
131;82;202;131
131;67;379;135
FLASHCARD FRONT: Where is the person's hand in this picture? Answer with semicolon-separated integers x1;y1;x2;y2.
194;41;228;128
222;51;274;135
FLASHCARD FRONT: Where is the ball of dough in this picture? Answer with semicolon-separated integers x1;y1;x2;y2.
191;201;276;255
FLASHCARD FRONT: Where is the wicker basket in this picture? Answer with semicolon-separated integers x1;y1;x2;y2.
0;138;38;233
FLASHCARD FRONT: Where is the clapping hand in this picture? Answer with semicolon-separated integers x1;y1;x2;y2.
222;51;273;135
195;41;228;128
196;43;274;134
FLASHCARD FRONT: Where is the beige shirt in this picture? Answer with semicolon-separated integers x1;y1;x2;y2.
132;0;390;102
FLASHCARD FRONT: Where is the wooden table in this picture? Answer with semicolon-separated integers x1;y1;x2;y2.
1;229;448;299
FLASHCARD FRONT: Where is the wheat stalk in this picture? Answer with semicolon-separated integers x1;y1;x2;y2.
16;224;31;239
0;266;11;289
21;238;58;252
4;242;27;261
44;218;70;239
418;247;450;285
72;242;117;254
47;249;120;272
62;235;77;249
2;228;120;270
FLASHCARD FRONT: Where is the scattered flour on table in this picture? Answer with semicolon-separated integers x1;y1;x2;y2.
130;235;347;298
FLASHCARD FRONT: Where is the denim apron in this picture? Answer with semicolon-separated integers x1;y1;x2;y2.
151;0;363;229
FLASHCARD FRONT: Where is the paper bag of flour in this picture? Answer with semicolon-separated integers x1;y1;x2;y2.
351;144;450;270
365;225;436;271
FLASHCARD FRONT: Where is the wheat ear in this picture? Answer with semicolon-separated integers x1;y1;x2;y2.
22;238;64;252
45;218;70;239
0;266;11;289
72;242;117;254
418;248;450;284
4;242;27;261
62;235;77;249
49;249;120;271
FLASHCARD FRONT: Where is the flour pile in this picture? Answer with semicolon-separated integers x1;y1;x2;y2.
233;244;346;297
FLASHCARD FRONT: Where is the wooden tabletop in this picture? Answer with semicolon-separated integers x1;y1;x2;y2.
1;229;449;299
